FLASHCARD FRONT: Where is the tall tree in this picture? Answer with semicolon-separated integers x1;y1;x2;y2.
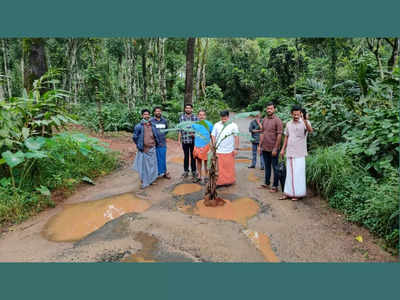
366;38;384;79
184;37;196;105
1;39;12;98
22;38;48;93
158;38;167;103
384;38;399;73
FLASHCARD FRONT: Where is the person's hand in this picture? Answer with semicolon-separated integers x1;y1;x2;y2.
280;150;285;160
233;150;238;157
272;149;277;157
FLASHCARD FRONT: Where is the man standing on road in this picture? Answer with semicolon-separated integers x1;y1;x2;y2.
279;105;313;201
248;112;265;170
192;110;213;184
211;110;240;186
151;106;171;179
132;109;161;189
259;103;283;193
178;104;198;179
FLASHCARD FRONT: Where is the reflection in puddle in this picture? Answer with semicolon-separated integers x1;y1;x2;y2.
121;232;158;263
172;184;202;196
42;194;151;242
186;197;259;226
243;230;279;262
169;157;184;164
247;171;261;182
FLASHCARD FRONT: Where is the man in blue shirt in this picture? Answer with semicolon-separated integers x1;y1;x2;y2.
191;110;213;184
151;106;171;179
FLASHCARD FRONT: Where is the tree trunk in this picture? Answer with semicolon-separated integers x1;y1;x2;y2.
23;38;48;93
1;39;12;98
141;39;148;102
328;38;337;87
159;38;167;103
184;37;196;105
385;38;399;73
195;38;202;102
200;38;209;99
367;38;384;80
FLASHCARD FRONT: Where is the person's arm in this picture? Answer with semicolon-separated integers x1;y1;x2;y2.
178;131;181;144
280;135;288;160
304;119;313;133
272;120;283;157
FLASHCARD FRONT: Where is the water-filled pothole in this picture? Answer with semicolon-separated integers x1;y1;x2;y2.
180;197;259;226
172;183;202;196
121;232;158;262
42;193;151;242
243;230;279;262
247;171;261;182
235;158;252;164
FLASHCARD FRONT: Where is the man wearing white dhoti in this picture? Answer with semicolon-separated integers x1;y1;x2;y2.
279;105;313;201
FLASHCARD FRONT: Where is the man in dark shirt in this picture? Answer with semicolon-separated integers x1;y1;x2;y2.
259;103;283;192
248;112;265;170
132;109;160;188
151;106;171;179
178;104;198;179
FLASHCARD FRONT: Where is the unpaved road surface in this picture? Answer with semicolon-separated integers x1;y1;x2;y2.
0;117;397;262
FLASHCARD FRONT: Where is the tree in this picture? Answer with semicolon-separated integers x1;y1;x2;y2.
22;38;48;93
384;38;399;73
184;38;196;105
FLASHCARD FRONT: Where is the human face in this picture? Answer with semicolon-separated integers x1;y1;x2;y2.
184;105;193;115
142;111;150;121
221;115;229;123
198;111;206;121
291;110;301;122
266;105;275;116
154;108;162;119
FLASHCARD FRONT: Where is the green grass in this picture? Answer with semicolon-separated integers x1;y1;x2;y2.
306;144;399;250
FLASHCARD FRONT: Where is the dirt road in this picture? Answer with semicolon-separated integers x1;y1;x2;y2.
0;117;396;262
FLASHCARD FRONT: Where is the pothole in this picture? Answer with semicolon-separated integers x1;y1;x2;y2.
172;183;202;196
42;193;151;242
243;230;280;262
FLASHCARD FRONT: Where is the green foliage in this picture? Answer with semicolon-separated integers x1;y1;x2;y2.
73;102;142;132
306;145;399;249
0;132;119;225
195;84;228;123
343;107;399;177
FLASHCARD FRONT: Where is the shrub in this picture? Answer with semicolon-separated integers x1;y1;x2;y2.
306;144;399;249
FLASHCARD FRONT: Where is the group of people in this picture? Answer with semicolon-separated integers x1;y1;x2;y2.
132;103;239;188
250;102;312;200
132;102;313;201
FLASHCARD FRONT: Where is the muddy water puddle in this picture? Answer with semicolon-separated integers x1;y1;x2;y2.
243;230;279;262
172;183;202;196
121;232;158;262
247;171;261;182
42;193;151;242
235;158;251;164
121;232;196;262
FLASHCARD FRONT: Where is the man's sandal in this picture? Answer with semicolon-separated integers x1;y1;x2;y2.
279;195;289;200
257;184;270;189
269;188;278;193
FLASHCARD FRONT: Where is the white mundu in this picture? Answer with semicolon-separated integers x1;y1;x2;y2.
211;121;239;154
